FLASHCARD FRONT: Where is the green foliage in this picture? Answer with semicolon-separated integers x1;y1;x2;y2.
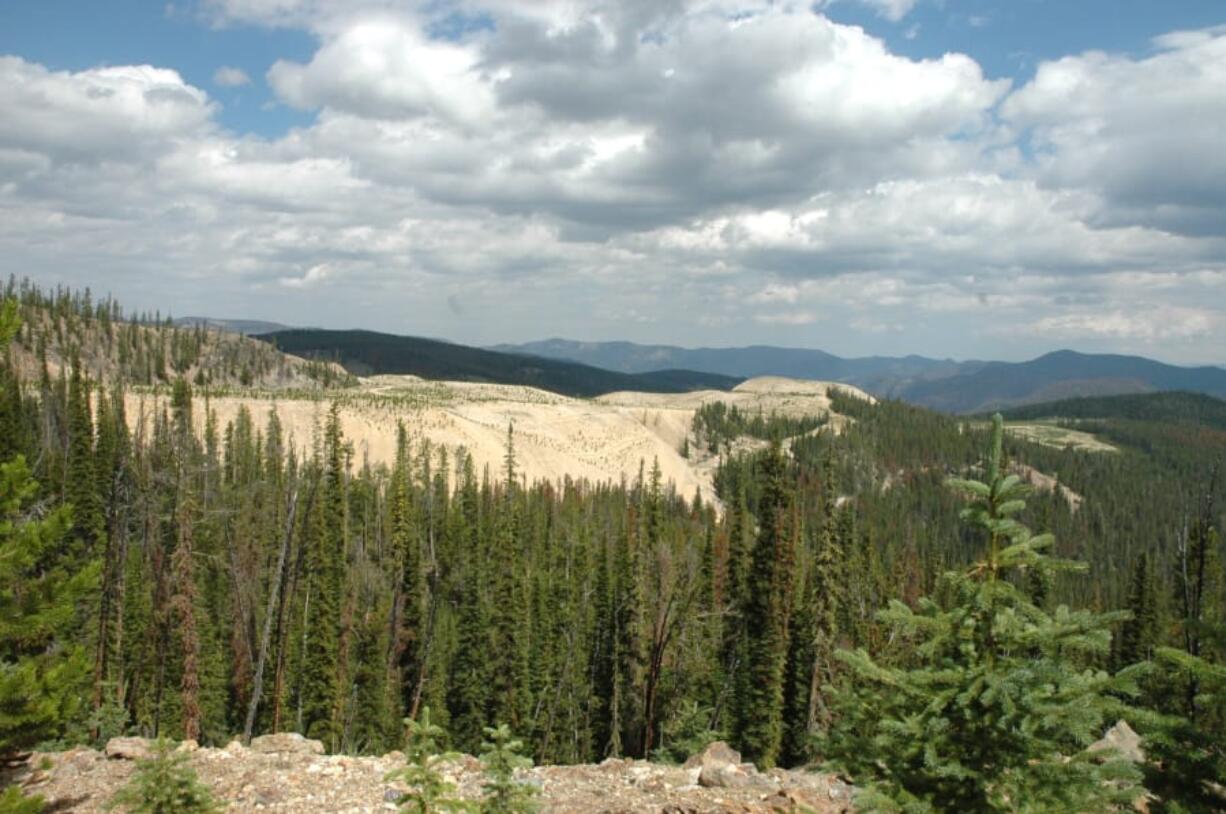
0;786;44;814
479;724;537;814
691;401;825;453
649;699;722;765
736;441;797;768
1;301;98;758
385;707;471;814
999;391;1226;431
107;740;220;814
821;415;1143;813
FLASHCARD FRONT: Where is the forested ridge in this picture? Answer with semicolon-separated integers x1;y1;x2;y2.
2;283;1224;811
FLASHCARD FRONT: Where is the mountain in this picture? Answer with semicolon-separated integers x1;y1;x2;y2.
260;329;741;398
490;338;978;394
900;350;1226;414
998;390;1226;431
175;316;293;335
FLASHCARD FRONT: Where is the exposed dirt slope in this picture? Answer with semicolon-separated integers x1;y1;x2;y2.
124;376;872;506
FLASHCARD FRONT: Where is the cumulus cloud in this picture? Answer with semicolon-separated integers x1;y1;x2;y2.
213;65;251;86
268;17;495;125
2;3;1225;362
0;57;214;164
1003;26;1226;237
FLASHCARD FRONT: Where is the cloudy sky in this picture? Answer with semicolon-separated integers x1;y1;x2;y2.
2;1;1224;363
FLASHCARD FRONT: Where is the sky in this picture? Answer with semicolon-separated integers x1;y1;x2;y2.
1;1;1224;364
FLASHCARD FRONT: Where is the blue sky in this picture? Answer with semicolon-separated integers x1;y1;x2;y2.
1;1;1224;362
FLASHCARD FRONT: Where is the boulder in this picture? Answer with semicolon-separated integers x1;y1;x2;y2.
105;737;153;760
1089;720;1145;764
683;741;741;771
683;741;765;789
250;732;325;756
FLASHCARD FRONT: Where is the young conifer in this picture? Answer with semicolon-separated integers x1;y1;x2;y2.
822;414;1143;813
479;724;537;814
385;707;471;814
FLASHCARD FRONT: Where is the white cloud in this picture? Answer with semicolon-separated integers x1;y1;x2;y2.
755;311;817;325
1003;26;1226;237
213;65;251;86
2;6;1226;363
0;57;214;163
268;17;495;126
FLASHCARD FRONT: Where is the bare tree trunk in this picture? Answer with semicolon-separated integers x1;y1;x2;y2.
244;488;298;741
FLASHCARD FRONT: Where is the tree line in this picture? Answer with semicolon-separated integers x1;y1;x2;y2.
1;287;1224;812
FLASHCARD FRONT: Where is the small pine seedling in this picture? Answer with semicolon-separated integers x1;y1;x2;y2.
385;707;471;814
107;739;220;814
0;786;46;814
479;725;537;814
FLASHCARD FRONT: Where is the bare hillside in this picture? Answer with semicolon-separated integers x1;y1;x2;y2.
124;376;873;505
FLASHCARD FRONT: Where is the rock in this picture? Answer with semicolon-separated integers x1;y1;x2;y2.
1090;720;1145;764
683;741;767;789
176;739;198;753
225;739;248;755
683;741;742;771
105;737;153;760
250;732;325;755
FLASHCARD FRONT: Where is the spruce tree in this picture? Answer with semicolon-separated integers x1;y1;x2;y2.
301;405;346;748
737;441;796;768
1118;552;1157;667
822;415;1143;813
479;724;537;814
107;739;219;814
0;302;97;808
386;707;470;814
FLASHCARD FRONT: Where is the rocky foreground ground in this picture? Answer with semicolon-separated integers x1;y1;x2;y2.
13;735;854;813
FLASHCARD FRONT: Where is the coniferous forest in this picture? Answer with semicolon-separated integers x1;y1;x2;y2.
1;280;1224;812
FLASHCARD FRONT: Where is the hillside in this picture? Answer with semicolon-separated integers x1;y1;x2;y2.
896;350;1226;413
4;284;349;390
262;329;742;398
125;375;871;508
495;340;1226;412
998;390;1226;430
174;316;295;335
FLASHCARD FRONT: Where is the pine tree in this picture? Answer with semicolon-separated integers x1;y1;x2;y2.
385;707;470;814
301;405;346;748
479;724;537;814
737;441;797;768
107;739;219;814
0;302;97;810
821;415;1143;813
1118;552;1157;667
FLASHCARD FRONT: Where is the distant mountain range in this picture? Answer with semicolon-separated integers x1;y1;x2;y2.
258;329;741;398
175;316;293;335
489;338;981;395
900;350;1226;414
182;316;1226;411
494;340;1226;413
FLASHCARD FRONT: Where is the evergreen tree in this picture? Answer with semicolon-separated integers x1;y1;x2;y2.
0;302;97;809
736;441;797;768
301;405;346;748
107;739;219;814
479;724;537;814
386;707;470;814
1118;552;1158;667
821;415;1142;813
